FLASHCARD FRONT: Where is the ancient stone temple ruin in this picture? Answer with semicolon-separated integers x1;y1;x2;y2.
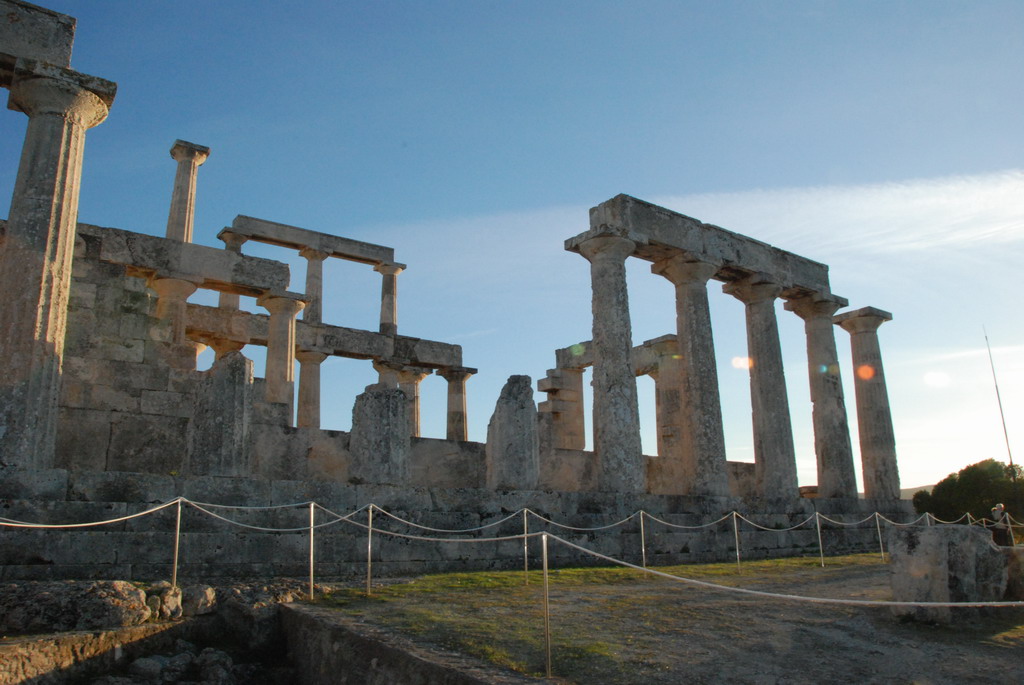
0;1;908;580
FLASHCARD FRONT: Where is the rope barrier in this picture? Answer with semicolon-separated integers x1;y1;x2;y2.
816;513;878;527
734;512;816;532
0;498;181;528
526;509;639;531
643;511;733;529
372;505;525;533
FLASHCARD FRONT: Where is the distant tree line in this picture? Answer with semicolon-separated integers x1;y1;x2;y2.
913;458;1023;523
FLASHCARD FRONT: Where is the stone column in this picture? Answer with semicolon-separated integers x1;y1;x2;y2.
150;277;198;343
0;69;113;467
651;254;729;497
374;262;404;335
835;307;901;500
785;293;857;499
723;275;799;500
537;367;586;450
208;337;245;360
295;349;328;429
217;230;247;310
647;337;685;464
578;235;644;493
165;140;209;243
372;359;402;389
300;248;329;324
258;294;304;408
397;365;432;438
438;366;475;441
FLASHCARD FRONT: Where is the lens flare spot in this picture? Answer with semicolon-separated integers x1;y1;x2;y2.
923;371;951;388
856;364;876;380
569;343;586;357
817;364;829;374
732;356;753;370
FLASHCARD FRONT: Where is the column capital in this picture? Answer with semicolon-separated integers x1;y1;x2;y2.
149;276;198;300
299;246;330;262
9;71;111;129
651;253;720;286
295;349;329;365
722;273;782;304
257;292;306;317
169;139;209;166
784;292;848;321
217;229;248;251
438;366;477;383
578;235;636;263
373;261;405;276
396;365;433;384
834;306;893;334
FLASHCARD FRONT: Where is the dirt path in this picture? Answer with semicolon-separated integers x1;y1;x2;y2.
326;558;1024;684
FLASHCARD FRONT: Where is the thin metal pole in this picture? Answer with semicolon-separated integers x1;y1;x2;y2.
874;512;885;562
366;505;374;597
967;512;975;525
171;498;182;589
815;512;825;568
639;511;647;569
984;327;1015;475
541;533;552;679
523;509;529;585
925;512;932;527
308;502;315;600
732;512;742;572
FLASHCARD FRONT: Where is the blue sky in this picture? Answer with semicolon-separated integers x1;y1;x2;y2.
2;1;1022;490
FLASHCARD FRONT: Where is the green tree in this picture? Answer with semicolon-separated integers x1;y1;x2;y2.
912;458;1023;522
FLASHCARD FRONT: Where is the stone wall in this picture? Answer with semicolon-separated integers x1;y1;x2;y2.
0;468;911;582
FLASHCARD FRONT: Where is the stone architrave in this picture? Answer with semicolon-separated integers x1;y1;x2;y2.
349;383;410;485
485;375;540;490
578;235;644;494
0;66;114;467
723;275;799;500
299;247;329;324
257;294;304;410
652;254;729;497
835;307;901;501
438;366;475;441
785;293;857;499
295;349;328;429
216;230;247;310
189;350;253;476
374;262;403;335
165;140;209;243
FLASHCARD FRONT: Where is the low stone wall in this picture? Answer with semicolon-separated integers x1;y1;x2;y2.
1;468;912;582
281;605;534;684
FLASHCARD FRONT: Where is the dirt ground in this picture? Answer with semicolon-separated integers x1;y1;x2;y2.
329;557;1024;684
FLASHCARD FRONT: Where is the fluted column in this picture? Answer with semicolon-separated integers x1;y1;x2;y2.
0;69;113;467
300;248;329;324
578;235;644;493
652;255;729;497
723;275;798;499
258;294;304;409
397;365;432;438
785;293;857;498
217;230;247;310
150;277;198;343
835;307;900;500
165;140;209;243
296;349;328;429
647;337;684;462
438;366;475;441
374;262;403;335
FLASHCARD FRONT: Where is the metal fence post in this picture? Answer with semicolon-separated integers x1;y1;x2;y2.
171;498;182;589
815;512;825;568
732;512;742;572
523;509;530;585
639;511;647;569
874;512;885;562
366;505;375;597
541;533;552;679
308;502;315;600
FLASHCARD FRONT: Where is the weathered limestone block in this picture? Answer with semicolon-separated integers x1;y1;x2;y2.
485;375;540;491
888;525;1008;622
0;1;75;71
0;580;151;633
349;383;410;485
189;351;253;477
107;414;188;474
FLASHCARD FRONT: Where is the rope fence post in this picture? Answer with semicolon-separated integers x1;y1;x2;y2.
815;512;825;568
523;509;530;585
732;511;742;572
967;512;974;525
541;532;552;679
874;512;885;562
366;504;374;597
639;511;647;569
925;512;932;526
308;502;315;600
171;498;182;589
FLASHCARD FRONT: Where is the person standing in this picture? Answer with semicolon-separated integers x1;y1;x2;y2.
990;503;1012;546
